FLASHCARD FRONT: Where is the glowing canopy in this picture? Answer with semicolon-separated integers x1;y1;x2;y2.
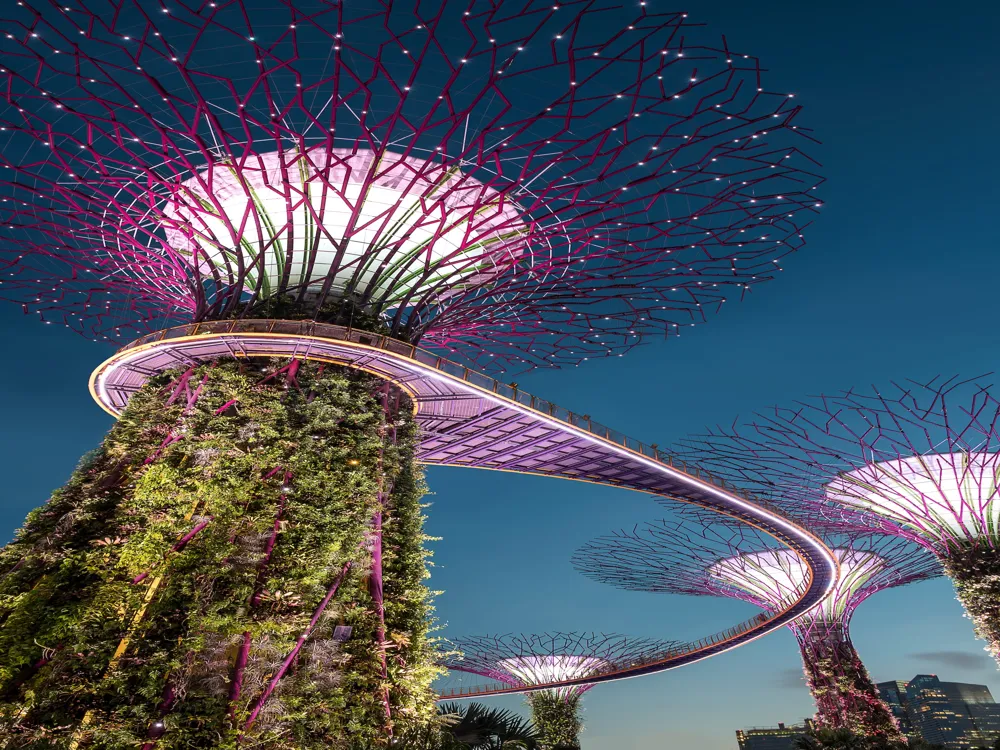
825;452;1000;546
710;547;888;623
499;655;609;699
159;147;527;304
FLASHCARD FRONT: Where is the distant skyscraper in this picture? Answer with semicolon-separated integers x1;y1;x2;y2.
876;675;1000;749
736;721;814;750
907;675;974;748
942;682;996;706
877;680;918;738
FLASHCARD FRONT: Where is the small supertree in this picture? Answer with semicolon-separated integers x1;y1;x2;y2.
573;510;940;739
0;0;822;745
675;376;1000;668
443;632;675;749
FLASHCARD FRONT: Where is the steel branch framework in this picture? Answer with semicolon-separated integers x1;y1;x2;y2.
443;632;672;748
0;0;834;717
443;632;677;698
572;509;938;622
672;375;1000;665
573;508;939;736
673;376;1000;554
0;0;821;373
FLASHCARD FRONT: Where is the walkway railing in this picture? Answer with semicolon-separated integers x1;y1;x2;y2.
120;318;791;518
437;598;804;699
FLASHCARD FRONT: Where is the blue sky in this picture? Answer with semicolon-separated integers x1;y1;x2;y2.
1;1;999;748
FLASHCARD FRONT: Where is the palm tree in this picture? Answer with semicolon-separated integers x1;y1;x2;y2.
397;702;541;749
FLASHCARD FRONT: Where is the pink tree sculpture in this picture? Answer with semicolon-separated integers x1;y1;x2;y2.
444;631;676;748
0;0;822;373
676;376;1000;667
573;510;940;739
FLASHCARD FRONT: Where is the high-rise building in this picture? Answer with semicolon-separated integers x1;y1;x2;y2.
874;675;1000;749
736;721;814;750
878;679;919;738
906;675;975;747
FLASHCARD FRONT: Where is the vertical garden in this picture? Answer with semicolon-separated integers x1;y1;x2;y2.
0;359;439;747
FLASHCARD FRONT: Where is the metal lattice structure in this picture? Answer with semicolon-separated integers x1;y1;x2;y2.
573;508;939;736
674;376;1000;553
0;0;839;722
572;509;939;627
672;375;1000;665
0;0;821;373
442;632;677;698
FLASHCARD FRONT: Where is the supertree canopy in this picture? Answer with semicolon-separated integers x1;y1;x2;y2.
573;509;940;738
0;0;824;746
443;632;676;748
674;376;1000;667
0;0;822;373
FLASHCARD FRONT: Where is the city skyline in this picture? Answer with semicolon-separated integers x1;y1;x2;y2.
0;0;997;748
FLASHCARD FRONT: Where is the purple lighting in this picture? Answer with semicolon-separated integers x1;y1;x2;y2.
0;0;836;716
674;376;1000;665
444;632;675;697
573;509;939;738
442;631;677;745
0;0;822;373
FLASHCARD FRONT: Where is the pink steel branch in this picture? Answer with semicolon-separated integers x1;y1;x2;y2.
573;510;939;731
0;0;823;374
572;508;939;623
122;359;388;746
673;375;1000;555
442;632;680;696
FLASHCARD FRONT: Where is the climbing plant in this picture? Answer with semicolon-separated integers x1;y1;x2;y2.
796;624;903;742
526;692;582;750
0;358;439;748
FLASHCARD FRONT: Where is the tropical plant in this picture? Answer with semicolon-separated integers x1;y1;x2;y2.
397;702;540;749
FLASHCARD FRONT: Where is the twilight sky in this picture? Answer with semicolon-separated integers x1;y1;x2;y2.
1;1;999;748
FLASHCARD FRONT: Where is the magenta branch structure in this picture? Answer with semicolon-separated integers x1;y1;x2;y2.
443;632;675;747
0;0;822;373
675;376;1000;666
573;509;940;738
0;0;835;730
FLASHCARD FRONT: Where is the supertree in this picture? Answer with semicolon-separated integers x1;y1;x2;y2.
0;0;823;746
443;632;676;749
672;376;1000;671
573;510;941;739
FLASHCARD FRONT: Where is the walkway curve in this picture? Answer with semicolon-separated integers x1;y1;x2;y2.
89;319;837;699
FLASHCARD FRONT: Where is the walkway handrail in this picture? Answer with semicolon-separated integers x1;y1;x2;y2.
437;599;799;700
119;319;787;518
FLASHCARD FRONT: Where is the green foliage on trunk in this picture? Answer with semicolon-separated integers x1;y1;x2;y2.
943;544;1000;667
0;359;439;748
526;692;581;750
796;624;904;742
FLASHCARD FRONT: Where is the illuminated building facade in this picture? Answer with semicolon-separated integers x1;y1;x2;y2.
736;720;815;750
876;675;1000;749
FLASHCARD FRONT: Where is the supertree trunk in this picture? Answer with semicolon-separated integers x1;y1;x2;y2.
793;622;903;741
0;359;438;749
941;543;1000;667
527;692;583;750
